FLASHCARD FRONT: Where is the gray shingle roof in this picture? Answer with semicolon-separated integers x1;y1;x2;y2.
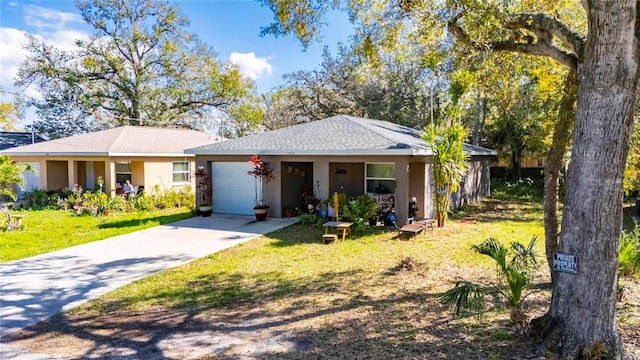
2;126;222;156
0;131;46;151
186;115;496;156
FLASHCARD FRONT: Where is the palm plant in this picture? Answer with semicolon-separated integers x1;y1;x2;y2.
439;236;539;333
619;228;640;277
421;123;469;227
0;155;33;201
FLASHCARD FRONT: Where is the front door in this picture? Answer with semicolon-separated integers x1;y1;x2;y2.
281;162;314;214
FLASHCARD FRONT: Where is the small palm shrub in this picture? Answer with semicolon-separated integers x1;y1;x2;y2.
439;236;538;334
22;189;60;209
619;227;640;277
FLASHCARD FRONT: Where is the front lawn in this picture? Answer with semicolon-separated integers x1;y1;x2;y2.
5;198;639;359
0;207;193;262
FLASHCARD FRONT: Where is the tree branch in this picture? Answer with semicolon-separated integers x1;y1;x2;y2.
447;11;582;71
505;13;584;60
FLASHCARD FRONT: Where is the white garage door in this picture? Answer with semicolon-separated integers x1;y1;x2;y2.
212;162;255;215
18;162;40;199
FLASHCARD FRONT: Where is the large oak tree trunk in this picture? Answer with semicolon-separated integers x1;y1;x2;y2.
534;2;639;358
543;71;577;284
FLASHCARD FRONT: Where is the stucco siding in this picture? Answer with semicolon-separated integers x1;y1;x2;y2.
5;154;195;197
409;162;426;220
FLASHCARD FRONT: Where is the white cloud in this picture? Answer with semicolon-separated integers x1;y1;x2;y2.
229;52;273;80
0;28;31;94
0;27;89;98
23;4;83;32
0;4;89;103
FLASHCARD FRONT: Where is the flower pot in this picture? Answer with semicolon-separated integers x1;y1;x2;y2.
253;207;268;221
199;205;213;217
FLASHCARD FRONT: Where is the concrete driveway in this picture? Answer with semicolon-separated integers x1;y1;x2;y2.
0;214;296;339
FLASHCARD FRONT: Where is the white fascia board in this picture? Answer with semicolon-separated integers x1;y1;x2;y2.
108;152;196;157
188;149;419;156
3;152;195;157
0;152;110;156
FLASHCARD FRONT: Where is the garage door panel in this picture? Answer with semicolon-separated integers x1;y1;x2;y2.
212;162;254;215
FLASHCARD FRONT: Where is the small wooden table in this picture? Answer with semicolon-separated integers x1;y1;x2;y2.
322;221;353;242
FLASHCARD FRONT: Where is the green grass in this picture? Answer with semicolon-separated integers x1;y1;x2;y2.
77;198;546;315
15;196;640;359
0;207;193;262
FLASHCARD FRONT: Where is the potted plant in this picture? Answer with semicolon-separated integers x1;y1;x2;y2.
248;155;274;221
195;167;212;217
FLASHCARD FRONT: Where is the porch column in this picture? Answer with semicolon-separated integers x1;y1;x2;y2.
39;160;48;190
314;160;330;202
105;161;116;198
395;157;410;225
67;160;75;189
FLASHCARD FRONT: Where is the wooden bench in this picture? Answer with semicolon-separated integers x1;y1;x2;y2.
322;234;338;244
415;218;435;231
399;219;435;237
399;223;427;237
1;207;24;231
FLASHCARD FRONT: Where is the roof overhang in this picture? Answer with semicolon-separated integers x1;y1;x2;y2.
186;148;496;156
186;149;425;156
3;152;196;157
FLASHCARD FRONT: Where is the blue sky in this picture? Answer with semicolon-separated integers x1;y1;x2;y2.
0;0;354;109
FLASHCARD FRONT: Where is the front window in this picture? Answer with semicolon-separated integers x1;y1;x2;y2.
366;163;395;194
173;161;190;183
115;162;131;184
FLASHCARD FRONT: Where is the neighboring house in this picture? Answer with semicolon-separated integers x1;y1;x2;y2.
2;126;222;198
492;156;546;180
186;115;497;225
0;131;46;150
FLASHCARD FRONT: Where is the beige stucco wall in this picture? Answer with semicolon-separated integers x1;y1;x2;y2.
194;153;492;222
141;157;196;194
196;154;415;223
409;161;427;219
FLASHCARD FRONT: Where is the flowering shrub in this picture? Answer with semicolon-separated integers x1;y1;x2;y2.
195;167;211;205
248;155;274;208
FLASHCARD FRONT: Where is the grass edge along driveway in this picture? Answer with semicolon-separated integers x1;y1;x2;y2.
0;207;193;263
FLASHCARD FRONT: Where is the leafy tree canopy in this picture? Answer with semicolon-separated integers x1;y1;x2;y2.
16;0;255;139
0;103;21;132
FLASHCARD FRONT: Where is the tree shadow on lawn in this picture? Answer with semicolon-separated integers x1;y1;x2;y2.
450;198;544;224
97;212;192;230
6;267;546;360
265;223;389;248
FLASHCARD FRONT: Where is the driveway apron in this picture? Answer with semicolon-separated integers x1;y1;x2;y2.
0;214;296;339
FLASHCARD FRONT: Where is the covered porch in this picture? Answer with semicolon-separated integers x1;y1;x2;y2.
14;156;196;198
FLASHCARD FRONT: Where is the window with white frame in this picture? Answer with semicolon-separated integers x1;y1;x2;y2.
365;163;395;194
173;161;190;183
115;162;131;184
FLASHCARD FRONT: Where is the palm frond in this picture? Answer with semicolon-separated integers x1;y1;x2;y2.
439;280;486;318
505;268;530;308
472;237;508;271
510;235;538;269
